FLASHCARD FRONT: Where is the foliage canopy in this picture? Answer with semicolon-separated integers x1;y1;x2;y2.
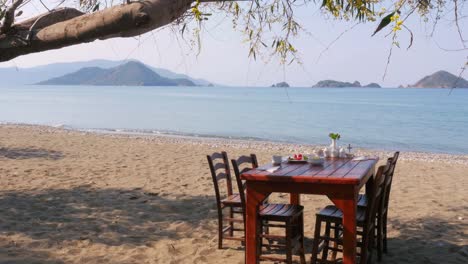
0;0;466;63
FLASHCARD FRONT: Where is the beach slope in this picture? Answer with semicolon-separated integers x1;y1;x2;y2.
0;125;466;263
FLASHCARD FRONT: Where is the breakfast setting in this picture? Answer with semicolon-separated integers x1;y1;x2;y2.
272;133;368;167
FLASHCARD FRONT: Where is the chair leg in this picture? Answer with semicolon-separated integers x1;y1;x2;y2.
376;215;383;261
229;207;234;237
217;210;223;249
383;212;388;254
360;228;371;264
262;220;272;250
321;221;332;262
264;220;270;235
298;214;306;264
330;223;339;261
285;219;293;264
311;217;322;264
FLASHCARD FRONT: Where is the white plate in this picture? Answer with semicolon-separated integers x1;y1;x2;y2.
287;159;308;163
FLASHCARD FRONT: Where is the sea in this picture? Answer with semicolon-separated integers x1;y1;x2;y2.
1;85;467;154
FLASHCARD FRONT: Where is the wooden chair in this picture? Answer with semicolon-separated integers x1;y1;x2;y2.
380;152;399;255
207;151;244;249
310;162;389;264
357;152;399;260
232;154;306;264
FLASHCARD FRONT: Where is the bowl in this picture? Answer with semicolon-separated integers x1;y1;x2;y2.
308;157;324;166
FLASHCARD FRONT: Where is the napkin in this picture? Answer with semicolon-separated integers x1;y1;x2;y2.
266;166;281;173
352;156;378;161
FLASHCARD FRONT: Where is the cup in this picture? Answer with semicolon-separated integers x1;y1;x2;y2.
272;155;283;165
316;149;324;157
323;148;330;158
339;147;347;158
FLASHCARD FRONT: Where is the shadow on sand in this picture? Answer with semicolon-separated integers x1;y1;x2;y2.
0;147;64;160
380;215;468;264
0;186;218;248
314;215;467;264
0;246;65;264
1;186;467;263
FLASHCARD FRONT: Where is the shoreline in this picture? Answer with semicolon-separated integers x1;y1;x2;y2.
2;123;468;165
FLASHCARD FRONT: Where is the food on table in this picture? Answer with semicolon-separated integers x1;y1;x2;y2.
289;153;308;161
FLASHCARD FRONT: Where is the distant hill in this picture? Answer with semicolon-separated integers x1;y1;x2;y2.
363;82;382;88
271;82;290;87
312;80;381;88
409;70;468;88
0;59;215;86
37;61;195;86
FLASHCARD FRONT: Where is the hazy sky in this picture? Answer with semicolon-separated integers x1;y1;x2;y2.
1;2;466;87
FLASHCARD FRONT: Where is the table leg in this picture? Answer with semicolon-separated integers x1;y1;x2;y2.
330;191;358;264
365;172;375;196
290;193;300;205
245;182;269;264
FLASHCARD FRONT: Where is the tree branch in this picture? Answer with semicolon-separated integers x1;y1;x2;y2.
1;0;24;34
0;0;239;62
0;0;195;62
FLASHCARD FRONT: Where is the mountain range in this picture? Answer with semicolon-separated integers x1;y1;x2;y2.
307;71;466;88
0;59;214;86
1;59;466;88
37;62;198;86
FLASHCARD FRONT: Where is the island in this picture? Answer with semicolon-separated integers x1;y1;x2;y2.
407;70;468;88
36;61;196;86
312;80;381;88
271;82;290;87
363;82;382;88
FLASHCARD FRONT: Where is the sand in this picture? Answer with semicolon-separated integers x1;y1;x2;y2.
0;124;466;264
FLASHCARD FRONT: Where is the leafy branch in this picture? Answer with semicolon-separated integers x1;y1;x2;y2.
329;133;341;140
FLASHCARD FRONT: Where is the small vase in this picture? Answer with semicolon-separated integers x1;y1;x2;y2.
330;139;337;150
330;139;339;157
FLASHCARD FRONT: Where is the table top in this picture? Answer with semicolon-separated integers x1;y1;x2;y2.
241;157;378;185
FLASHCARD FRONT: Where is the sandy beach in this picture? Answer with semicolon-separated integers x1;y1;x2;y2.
0;124;467;264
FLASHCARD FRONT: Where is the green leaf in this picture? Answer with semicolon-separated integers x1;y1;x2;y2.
372;12;394;36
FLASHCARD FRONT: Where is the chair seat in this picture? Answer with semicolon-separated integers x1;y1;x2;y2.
259;203;303;221
316;205;367;224
221;193;242;207
357;194;368;207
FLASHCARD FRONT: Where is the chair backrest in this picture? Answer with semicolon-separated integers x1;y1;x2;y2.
382;151;399;212
207;151;233;208
365;161;390;230
231;154;259;212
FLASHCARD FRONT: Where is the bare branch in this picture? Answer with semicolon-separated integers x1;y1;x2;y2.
1;0;24;34
316;22;360;63
453;0;467;49
402;24;413;50
449;57;467;94
382;33;397;81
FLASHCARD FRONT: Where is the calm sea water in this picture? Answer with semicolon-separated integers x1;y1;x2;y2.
1;85;467;154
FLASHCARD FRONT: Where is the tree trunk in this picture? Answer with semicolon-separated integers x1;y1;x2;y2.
0;0;194;62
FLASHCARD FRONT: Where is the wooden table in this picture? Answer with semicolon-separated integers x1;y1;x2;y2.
241;157;378;264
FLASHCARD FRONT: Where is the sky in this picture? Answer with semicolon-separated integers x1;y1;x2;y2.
0;1;466;87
